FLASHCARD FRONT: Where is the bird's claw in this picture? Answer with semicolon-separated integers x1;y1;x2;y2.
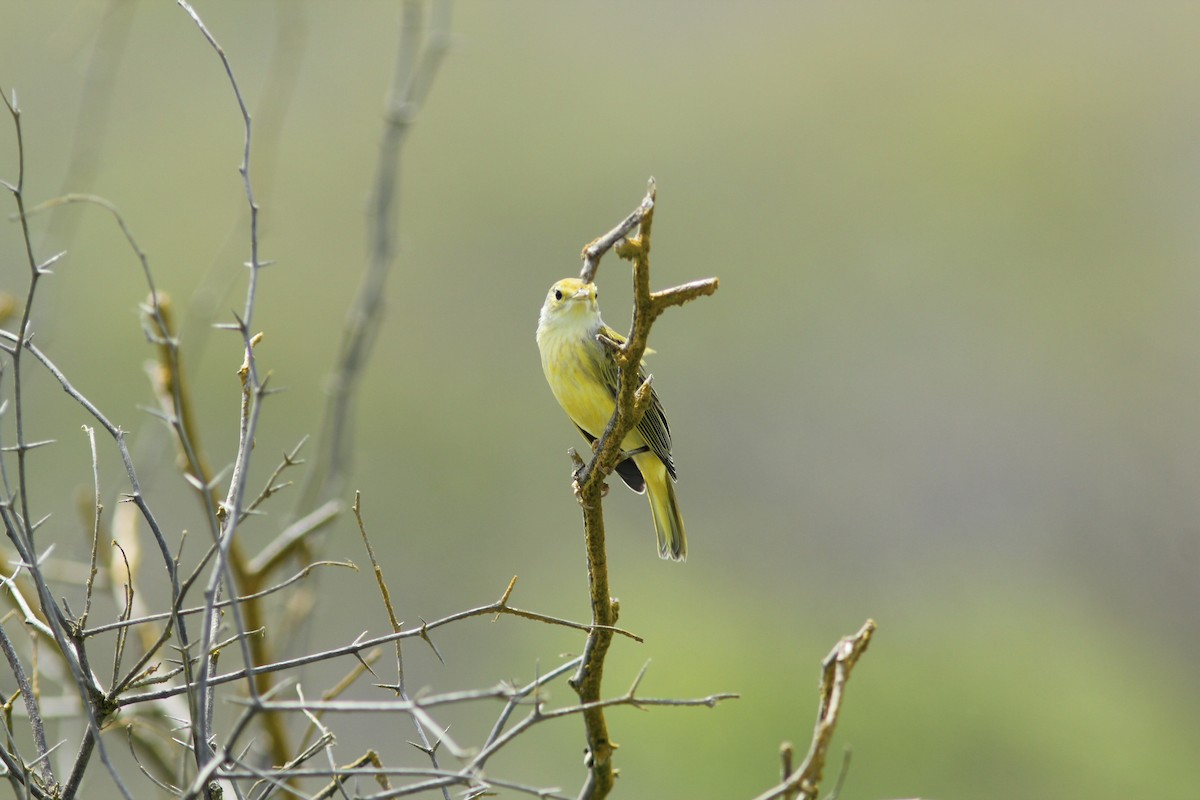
616;445;649;464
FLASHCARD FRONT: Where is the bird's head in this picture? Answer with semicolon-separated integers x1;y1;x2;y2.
540;278;600;327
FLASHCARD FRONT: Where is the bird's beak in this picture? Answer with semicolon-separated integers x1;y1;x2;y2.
571;288;592;301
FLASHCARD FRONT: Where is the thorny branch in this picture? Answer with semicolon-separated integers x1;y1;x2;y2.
0;6;845;800
174;0;281;780
2;84;138;800
116;575;640;708
568;179;720;799
355;491;452;800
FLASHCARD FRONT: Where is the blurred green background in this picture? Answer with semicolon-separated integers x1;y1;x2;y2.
3;2;1199;798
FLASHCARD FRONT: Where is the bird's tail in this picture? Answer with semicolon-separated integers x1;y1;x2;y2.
648;473;687;561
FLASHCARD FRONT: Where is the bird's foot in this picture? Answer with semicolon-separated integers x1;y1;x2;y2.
571;478;609;498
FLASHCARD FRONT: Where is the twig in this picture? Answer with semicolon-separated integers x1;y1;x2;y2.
180;0;307;361
0;622;53;788
86;560;353;639
108;540;135;690
750;620;877;800
0;329;185;643
579;189;656;284
3;84;137;800
355;491;452;800
470;657;585;771
0;563;54;640
117;577;636;707
78;426;102;629
174;0;284;776
242;437;309;521
22;193;226;553
9;189;204;783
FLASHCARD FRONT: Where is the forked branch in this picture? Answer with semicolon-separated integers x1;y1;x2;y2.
569;179;719;799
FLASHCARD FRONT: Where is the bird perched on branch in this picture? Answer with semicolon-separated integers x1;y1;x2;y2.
536;278;686;561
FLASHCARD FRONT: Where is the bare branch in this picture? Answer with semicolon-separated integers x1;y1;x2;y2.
355;491;451;800
0;622;53;787
750;620;877;800
174;0;286;776
117;576;628;708
297;0;452;514
579;180;656;284
567;180;720;799
2;83;138;800
78;426;102;630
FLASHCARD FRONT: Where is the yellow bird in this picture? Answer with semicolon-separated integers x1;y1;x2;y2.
536;278;686;561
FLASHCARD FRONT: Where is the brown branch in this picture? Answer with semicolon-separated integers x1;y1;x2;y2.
751;619;877;800
579;185;657;284
568;179;719;799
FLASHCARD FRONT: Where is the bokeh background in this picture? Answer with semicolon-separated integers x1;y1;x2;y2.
3;2;1199;798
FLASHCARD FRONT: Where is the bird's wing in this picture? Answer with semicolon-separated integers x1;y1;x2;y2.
574;424;647;493
596;324;677;481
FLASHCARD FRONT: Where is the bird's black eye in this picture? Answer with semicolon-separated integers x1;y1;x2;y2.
554;289;563;301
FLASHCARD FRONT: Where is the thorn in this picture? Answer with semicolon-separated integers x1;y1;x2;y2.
36;250;67;273
352;649;377;678
628;660;650;696
418;619;445;665
4;438;57;453
497;576;517;608
137;404;174;424
406;738;439;757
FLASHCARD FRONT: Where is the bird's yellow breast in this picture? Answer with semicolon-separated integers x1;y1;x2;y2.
538;326;617;439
